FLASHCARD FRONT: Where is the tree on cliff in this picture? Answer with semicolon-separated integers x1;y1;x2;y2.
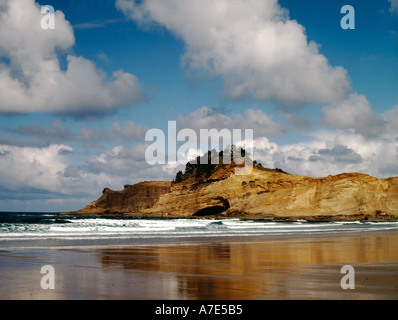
173;146;248;183
175;170;183;183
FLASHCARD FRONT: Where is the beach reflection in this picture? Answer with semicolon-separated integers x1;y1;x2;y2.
97;234;398;299
1;233;398;299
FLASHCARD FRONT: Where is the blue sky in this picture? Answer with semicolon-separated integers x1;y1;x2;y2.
0;0;397;212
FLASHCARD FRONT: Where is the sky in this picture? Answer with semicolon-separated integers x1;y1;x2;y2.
0;0;397;212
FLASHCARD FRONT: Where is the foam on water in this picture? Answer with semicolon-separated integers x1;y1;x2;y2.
0;212;397;243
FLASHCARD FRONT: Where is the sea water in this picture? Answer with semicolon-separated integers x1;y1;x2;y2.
1;212;398;247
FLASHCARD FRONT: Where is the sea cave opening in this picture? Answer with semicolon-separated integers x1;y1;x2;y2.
193;206;227;217
193;198;230;217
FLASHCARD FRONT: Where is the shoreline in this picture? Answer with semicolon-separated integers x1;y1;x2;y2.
2;225;398;250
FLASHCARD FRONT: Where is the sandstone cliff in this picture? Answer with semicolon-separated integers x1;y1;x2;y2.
65;181;172;216
60;164;398;221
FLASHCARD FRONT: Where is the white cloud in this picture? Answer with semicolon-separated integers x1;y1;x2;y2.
157;104;398;178
0;141;172;204
0;144;73;192
253;126;398;179
84;144;175;184
0;0;145;115
117;0;350;106
383;105;398;134
321;93;386;137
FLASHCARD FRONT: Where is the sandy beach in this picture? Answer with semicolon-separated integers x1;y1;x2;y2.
1;230;398;300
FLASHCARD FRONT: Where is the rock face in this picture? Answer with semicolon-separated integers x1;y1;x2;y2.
61;166;398;221
64;181;172;216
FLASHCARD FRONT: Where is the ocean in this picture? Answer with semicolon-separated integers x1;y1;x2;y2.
1;211;398;247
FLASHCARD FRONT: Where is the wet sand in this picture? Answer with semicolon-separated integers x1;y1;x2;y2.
0;230;398;300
